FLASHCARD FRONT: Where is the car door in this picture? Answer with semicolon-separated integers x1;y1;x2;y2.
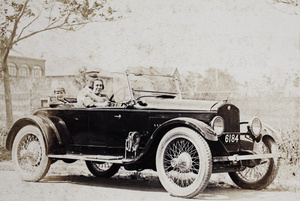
88;107;126;148
56;109;90;146
121;109;150;148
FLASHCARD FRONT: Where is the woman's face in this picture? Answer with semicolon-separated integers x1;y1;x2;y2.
93;80;103;95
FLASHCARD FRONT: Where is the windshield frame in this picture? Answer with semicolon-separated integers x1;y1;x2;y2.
124;70;182;103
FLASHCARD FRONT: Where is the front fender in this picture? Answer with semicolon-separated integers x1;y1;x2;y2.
240;121;281;143
6;115;62;155
129;117;217;165
155;117;218;141
261;122;281;142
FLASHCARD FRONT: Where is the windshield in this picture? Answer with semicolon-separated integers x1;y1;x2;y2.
112;71;181;103
129;73;179;97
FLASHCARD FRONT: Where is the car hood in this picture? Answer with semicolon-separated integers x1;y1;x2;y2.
136;98;224;111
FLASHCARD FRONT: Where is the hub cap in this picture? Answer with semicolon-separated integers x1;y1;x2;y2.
171;152;193;173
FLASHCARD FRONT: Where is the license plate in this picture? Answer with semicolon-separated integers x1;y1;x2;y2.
224;134;239;143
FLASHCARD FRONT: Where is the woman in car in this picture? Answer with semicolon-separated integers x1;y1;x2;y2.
77;77;109;107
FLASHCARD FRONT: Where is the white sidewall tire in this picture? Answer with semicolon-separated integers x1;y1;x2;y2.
12;125;51;182
156;127;212;198
85;161;121;178
228;137;279;189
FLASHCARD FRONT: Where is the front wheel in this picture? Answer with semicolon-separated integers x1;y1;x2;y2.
85;161;120;178
12;125;51;181
156;127;212;198
229;137;279;189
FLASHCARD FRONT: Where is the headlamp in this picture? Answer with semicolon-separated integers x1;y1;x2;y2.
248;118;262;138
210;116;225;136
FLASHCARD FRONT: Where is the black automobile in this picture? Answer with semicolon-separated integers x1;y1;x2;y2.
6;70;280;198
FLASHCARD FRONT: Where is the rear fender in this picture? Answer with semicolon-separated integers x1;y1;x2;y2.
6;115;63;155
47;116;72;148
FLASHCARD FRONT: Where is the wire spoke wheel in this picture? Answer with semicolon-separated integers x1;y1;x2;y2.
156;127;212;198
86;161;120;178
17;134;43;173
12;125;51;182
236;142;270;182
229;137;279;190
164;138;200;187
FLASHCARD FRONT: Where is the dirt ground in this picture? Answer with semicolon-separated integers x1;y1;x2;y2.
0;160;299;201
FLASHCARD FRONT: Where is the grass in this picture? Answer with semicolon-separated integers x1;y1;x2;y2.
0;123;11;162
0;147;10;162
273;124;300;192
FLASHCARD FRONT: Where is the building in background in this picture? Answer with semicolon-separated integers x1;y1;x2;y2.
0;55;116;123
5;55;45;78
0;55;46;122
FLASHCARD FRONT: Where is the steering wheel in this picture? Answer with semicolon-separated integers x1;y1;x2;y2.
106;94;116;107
109;94;115;102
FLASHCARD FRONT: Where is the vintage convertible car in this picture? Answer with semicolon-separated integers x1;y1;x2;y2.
6;70;280;198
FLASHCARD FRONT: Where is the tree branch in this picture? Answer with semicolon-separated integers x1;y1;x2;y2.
16;14;40;41
13;22;92;44
13;22;66;44
265;0;298;15
45;15;66;30
3;0;30;60
9;1;123;47
277;0;298;5
13;13;68;45
0;21;7;26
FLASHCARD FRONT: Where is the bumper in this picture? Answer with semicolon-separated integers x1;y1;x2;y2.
213;153;280;163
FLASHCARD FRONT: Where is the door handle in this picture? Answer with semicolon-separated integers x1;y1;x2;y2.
114;114;122;119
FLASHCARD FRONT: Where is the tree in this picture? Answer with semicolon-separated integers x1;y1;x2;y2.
180;71;203;99
0;0;120;128
73;66;88;90
203;68;238;89
266;0;299;15
179;68;239;100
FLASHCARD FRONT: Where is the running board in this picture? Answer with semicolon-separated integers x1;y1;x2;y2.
213;153;280;163
48;154;133;164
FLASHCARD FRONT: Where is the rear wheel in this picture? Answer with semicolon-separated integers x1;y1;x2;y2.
156;127;212;198
229;137;279;189
86;161;120;178
12;125;51;181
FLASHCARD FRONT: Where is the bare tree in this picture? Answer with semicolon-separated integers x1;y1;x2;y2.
0;0;121;128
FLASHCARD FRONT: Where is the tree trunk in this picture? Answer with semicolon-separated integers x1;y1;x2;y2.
2;62;13;129
1;47;14;129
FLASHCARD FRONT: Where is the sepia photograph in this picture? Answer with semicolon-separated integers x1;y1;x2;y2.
0;0;299;200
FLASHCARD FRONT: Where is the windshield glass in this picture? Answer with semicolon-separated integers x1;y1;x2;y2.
111;71;180;103
128;73;179;98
